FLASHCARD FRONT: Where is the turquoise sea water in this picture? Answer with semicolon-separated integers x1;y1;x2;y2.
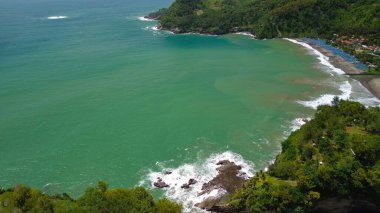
0;0;378;201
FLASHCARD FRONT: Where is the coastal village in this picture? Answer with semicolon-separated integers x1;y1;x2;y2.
329;34;380;72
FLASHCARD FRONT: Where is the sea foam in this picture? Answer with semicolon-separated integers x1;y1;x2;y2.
297;81;352;109
284;38;345;75
235;32;256;39
182;32;218;37
290;117;312;132
47;16;68;20
138;16;156;22
144;25;159;31
286;38;380;108
143;25;175;35
141;151;254;212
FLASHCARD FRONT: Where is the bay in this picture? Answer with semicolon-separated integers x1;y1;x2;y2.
0;0;376;199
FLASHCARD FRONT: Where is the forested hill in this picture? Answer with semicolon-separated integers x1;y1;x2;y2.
149;0;379;42
226;99;380;212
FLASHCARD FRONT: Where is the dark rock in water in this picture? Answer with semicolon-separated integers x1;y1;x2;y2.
164;171;172;175
188;178;197;185
181;178;198;189
203;161;245;194
154;179;169;188
181;183;190;189
216;160;230;166
197;160;247;211
238;172;247;179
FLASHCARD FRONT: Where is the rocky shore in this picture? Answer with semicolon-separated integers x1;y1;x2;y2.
153;160;248;212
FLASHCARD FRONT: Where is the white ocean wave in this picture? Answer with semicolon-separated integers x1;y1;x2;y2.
352;97;380;107
290;117;312;132
284;38;345;75
285;38;380;108
138;16;156;22
297;81;352;109
145;25;159;31
141;151;255;212
182;32;218;37
235;32;256;39
143;25;175;35
47;16;68;20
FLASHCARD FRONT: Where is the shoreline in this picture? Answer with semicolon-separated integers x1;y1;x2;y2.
296;38;380;100
153;24;380;101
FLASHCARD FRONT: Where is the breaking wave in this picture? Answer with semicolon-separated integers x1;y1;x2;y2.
47;16;68;20
235;32;256;39
140;151;254;212
138;16;156;22
297;81;352;109
284;38;345;75
285;38;380;109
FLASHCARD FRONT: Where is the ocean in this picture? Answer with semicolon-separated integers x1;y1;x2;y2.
0;0;379;211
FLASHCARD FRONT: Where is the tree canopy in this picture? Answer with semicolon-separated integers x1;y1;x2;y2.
229;99;380;212
152;0;380;41
0;181;181;213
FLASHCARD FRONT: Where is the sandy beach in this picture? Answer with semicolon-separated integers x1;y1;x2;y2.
301;39;380;100
359;77;380;100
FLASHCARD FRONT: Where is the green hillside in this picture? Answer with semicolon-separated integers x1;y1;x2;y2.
228;99;380;212
151;0;379;42
0;182;181;213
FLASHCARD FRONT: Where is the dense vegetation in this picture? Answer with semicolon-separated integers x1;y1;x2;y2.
151;0;379;41
149;0;380;72
0;181;181;213
228;99;380;212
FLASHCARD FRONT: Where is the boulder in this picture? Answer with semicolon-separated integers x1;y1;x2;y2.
181;178;198;189
164;171;172;175
216;160;230;166
188;178;197;185
181;183;190;189
200;160;246;195
154;178;169;188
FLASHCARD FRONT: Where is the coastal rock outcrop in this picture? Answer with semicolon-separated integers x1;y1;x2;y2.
196;160;247;211
200;160;245;195
150;157;251;212
153;178;169;188
181;178;198;189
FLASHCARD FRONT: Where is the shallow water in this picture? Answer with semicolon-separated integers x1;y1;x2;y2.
0;0;378;204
